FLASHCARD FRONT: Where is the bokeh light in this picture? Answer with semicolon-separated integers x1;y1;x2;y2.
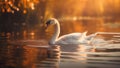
0;0;39;13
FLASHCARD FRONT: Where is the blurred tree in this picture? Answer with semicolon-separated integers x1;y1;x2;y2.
0;0;39;13
0;0;120;36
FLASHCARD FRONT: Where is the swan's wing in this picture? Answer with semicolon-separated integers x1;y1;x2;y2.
58;33;82;40
58;31;87;40
56;32;87;44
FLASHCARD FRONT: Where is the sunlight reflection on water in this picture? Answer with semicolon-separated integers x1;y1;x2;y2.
0;33;120;68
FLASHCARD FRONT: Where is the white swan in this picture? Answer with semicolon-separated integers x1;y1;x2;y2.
45;18;94;45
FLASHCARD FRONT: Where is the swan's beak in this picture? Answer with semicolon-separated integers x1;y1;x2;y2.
44;24;50;32
44;24;49;29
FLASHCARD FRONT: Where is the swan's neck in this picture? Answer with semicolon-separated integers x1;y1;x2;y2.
49;21;60;45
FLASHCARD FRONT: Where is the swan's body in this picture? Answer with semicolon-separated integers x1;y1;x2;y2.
45;18;94;45
55;32;87;45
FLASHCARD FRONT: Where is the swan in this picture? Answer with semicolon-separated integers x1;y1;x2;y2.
45;18;95;45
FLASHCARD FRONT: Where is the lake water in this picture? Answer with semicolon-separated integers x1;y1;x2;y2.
0;21;120;68
0;32;120;68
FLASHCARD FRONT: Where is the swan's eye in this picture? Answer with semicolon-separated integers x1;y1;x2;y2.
46;19;55;26
46;20;51;26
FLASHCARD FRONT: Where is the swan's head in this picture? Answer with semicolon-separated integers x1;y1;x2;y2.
45;18;58;27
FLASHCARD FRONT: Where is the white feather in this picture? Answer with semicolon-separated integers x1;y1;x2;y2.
56;32;87;44
46;18;93;45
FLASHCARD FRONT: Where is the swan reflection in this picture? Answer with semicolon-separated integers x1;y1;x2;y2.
25;44;95;68
60;44;95;59
57;44;95;68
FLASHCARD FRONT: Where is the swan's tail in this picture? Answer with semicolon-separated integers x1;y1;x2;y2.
86;34;96;40
79;31;88;42
82;31;88;38
85;32;99;44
